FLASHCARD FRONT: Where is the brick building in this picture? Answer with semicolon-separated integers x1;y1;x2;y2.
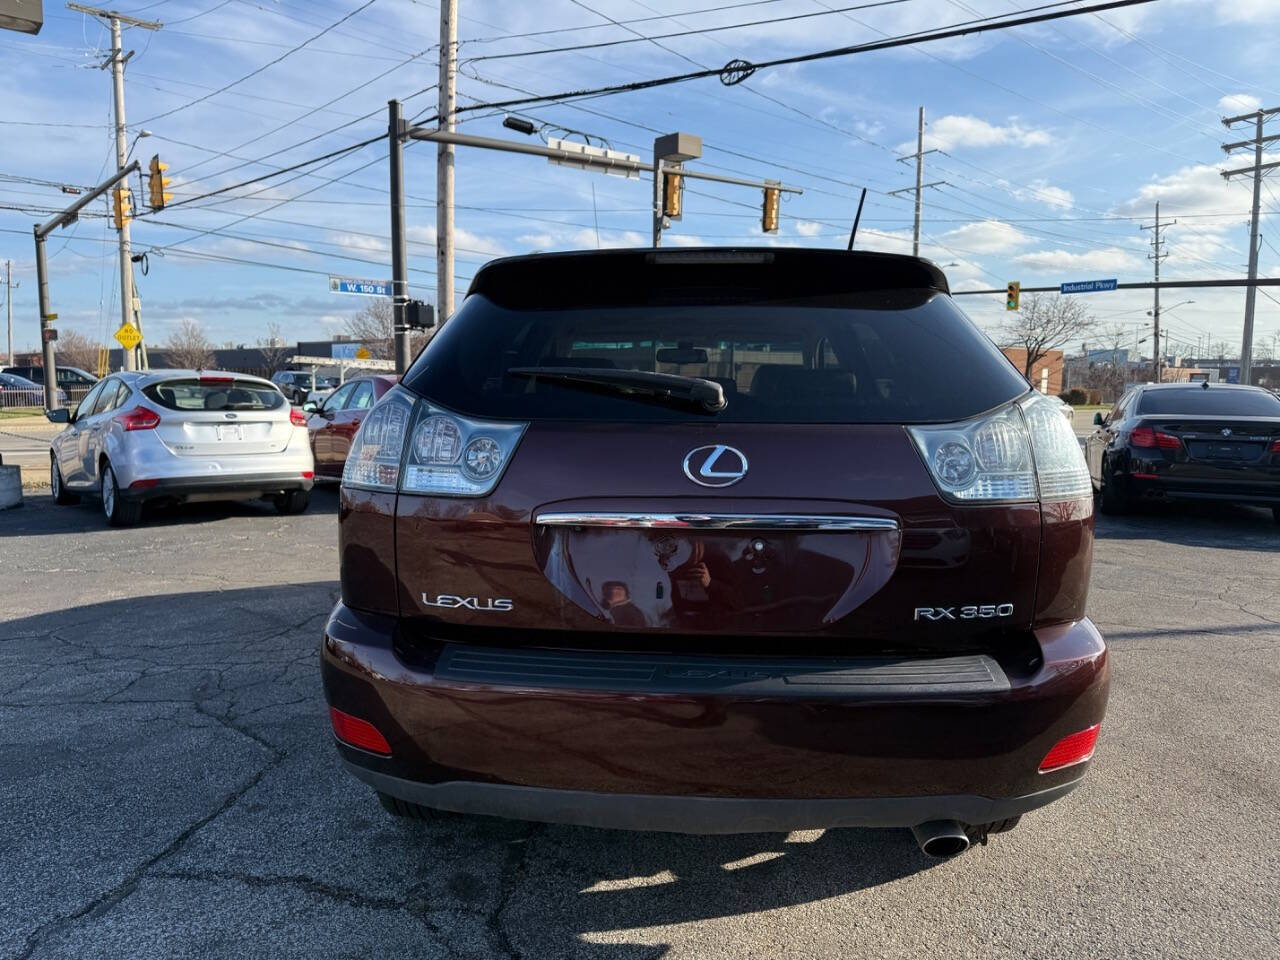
1000;347;1064;395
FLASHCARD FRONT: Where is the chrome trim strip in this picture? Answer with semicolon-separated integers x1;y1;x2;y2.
534;512;900;532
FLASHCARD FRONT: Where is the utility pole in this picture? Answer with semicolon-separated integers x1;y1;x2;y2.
437;0;457;325
1222;105;1279;386
68;3;161;372
389;99;410;375
4;260;16;367
1140;202;1174;382
889;107;942;257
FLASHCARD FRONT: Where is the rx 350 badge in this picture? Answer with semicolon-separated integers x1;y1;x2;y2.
914;603;1014;622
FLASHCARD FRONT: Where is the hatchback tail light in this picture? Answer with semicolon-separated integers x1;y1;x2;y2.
114;406;161;431
289;408;307;427
329;707;391;755
342;387;527;498
1038;724;1100;773
908;392;1090;502
1270;438;1280;453
1130;426;1181;449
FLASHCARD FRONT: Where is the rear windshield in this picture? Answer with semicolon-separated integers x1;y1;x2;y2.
144;379;284;412
402;291;1028;424
1138;388;1280;417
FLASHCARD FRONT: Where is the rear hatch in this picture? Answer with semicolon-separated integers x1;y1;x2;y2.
143;375;293;457
347;250;1087;654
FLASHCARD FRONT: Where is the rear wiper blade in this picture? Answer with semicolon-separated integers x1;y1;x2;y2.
506;367;726;413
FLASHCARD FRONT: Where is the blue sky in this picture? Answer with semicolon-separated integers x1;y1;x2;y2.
2;0;1279;361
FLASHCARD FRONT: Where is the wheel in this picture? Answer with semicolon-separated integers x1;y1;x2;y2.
101;462;141;527
1098;459;1128;515
50;457;79;505
377;791;435;821
274;489;311;514
966;816;1021;846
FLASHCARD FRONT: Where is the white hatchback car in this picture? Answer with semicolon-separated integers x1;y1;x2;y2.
46;370;315;526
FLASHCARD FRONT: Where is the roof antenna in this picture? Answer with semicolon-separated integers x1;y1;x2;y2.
847;187;867;251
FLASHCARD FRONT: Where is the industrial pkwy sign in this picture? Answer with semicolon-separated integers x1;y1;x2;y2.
1060;278;1118;294
329;276;391;297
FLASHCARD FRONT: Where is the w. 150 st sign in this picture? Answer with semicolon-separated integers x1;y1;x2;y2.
329;276;391;297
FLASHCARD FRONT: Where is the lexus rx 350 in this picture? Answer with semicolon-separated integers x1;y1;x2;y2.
321;249;1109;857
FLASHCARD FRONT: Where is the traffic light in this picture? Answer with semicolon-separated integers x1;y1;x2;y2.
662;171;683;219
405;300;435;330
762;185;780;233
147;154;172;210
112;185;132;229
1006;281;1021;311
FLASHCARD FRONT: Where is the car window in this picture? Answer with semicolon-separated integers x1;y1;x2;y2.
142;379;285;411
111;381;132;410
1137;388;1280;416
325;382;357;411
347;381;374;410
74;381;106;421
403;290;1030;424
91;379;120;416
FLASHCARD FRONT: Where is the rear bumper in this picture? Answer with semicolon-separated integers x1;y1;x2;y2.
1124;469;1280;505
321;604;1109;831
122;471;313;501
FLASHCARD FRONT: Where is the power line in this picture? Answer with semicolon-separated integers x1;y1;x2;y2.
137;0;383;124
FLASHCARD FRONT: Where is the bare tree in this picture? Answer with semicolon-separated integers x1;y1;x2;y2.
1000;293;1097;380
257;320;292;374
1208;341;1232;361
56;329;101;373
164;318;215;370
343;298;430;360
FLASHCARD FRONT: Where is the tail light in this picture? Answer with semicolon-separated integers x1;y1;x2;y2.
114;406;161;431
1038;724;1100;773
1130;426;1181;450
199;375;234;383
908;392;1090;502
342;386;526;498
289;408;307;427
1269;438;1280;453
329;707;391;755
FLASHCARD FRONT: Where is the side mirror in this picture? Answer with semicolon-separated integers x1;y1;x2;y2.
46;407;70;424
1092;412;1104;426
302;401;317;413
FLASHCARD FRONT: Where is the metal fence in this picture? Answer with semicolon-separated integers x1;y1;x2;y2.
0;385;93;411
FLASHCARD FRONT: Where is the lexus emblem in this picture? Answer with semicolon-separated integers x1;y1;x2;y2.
683;444;748;488
1220;428;1232;437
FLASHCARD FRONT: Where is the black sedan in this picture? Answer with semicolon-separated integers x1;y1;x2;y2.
1085;382;1280;520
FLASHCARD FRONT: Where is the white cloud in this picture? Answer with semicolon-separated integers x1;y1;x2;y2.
1014;248;1144;273
515;233;556;251
1013;179;1074;211
911;115;1052;152
1218;93;1261;115
794;221;824;238
938;220;1030;254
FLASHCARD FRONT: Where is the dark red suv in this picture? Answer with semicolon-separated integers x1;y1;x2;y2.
322;249;1108;857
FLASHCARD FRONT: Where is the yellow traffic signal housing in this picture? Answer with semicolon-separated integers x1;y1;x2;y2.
1006;281;1021;311
762;185;780;233
662;171;683;219
112;185;132;229
148;154;172;210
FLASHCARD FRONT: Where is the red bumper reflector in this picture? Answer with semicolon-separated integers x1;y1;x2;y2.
129;478;160;489
1131;473;1158;479
1039;724;1100;773
302;470;314;479
329;707;391;755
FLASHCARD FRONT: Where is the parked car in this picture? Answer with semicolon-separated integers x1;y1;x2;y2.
304;376;342;408
0;371;67;408
46;370;314;526
272;370;322;404
1054;395;1074;423
305;375;397;478
3;364;95;405
320;248;1108;858
1085;381;1280;519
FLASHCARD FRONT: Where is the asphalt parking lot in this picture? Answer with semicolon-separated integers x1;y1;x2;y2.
2;487;1278;960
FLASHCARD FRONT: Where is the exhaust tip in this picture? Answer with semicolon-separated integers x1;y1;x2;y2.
911;820;970;858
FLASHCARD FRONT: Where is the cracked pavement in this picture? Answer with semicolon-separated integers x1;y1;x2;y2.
1;489;1278;959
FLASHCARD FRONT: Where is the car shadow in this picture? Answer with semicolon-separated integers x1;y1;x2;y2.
1093;499;1278;549
0;485;340;537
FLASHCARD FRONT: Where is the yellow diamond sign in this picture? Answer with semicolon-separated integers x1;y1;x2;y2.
113;323;142;350
355;346;371;360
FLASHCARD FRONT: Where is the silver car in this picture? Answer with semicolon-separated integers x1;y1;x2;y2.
46;369;315;526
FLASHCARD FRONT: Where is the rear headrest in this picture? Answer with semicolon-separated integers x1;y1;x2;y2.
751;365;857;401
203;390;228;410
